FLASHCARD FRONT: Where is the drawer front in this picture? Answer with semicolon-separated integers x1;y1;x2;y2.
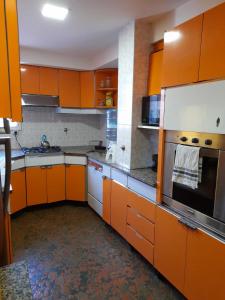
126;225;154;264
127;191;156;223
25;155;64;167
12;158;25;170
128;176;156;202
65;155;87;165
111;168;127;186
127;206;155;244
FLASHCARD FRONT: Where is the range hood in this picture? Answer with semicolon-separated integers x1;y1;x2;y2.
22;94;59;107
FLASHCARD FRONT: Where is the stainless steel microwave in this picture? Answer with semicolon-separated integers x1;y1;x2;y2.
141;95;160;126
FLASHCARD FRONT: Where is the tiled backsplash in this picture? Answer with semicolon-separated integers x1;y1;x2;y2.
11;107;107;149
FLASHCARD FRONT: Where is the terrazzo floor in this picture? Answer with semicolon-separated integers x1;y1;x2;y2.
12;203;185;300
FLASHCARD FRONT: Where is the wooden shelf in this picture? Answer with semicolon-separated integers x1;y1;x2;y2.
137;125;159;130
97;88;117;91
95;105;117;109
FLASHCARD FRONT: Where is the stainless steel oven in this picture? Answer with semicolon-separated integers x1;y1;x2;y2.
163;130;225;237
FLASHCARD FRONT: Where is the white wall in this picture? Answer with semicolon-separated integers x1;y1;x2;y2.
20;44;118;70
152;0;225;42
20;47;92;70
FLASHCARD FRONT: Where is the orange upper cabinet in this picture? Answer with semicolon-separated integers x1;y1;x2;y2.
199;2;225;81
47;165;65;203
59;69;80;108
110;181;128;239
80;71;95;108
162;15;203;88
0;0;22;121
0;0;11;119
184;229;225;300
10;169;27;214
21;65;40;95
148;50;163;95
66;165;86;201
103;177;111;225
26;166;47;206
154;206;188;294
39;67;59;96
5;0;22;121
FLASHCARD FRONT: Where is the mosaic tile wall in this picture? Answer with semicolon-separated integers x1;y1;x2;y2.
11;107;107;149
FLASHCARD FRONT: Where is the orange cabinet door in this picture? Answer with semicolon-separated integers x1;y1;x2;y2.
154;207;188;294
39;67;59;96
184;229;225;300
110;181;128;238
103;177;111;224
10;169;26;214
59;69;80;108
5;0;22;121
148;50;163;95
47;165;65;203
21;65;40;95
0;0;11;118
66;165;86;201
26;166;47;206
162;15;203;88
199;2;225;81
80;71;95;108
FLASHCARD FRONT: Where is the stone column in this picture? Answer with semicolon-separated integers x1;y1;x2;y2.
116;19;158;169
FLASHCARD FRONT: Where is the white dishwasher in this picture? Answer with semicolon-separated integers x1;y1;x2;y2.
87;159;110;217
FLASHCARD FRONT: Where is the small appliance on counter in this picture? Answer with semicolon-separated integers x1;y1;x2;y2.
106;142;117;163
40;134;50;148
142;95;160;126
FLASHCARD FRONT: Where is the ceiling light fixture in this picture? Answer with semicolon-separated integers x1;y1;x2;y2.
20;67;26;72
164;31;181;43
41;3;69;21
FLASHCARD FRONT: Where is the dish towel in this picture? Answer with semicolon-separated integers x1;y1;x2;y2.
172;144;202;189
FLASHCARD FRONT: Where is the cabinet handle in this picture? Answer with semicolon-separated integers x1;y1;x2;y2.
40;166;46;169
135;231;143;240
47;165;53;169
178;217;198;231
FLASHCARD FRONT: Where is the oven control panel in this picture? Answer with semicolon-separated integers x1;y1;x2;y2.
166;130;225;150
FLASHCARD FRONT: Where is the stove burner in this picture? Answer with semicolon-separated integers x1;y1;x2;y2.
22;146;61;154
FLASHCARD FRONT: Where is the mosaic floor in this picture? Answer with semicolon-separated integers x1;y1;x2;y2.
12;203;185;300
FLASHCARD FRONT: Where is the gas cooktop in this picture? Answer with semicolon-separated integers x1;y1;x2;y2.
22;146;62;155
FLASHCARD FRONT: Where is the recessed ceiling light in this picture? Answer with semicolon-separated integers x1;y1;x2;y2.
41;3;69;21
164;31;181;43
20;67;26;72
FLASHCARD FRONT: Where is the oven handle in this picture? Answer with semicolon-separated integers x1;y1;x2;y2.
178;217;198;231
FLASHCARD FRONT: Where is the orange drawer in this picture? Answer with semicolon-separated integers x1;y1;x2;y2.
126;224;154;264
126;191;156;223
127;206;155;244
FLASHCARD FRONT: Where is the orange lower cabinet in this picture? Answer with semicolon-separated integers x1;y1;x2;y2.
126;224;154;264
110;181;127;238
47;165;65;203
10;169;27;214
154;206;188;294
126;206;155;244
26;166;47;206
103;177;111;224
184;229;225;300
66;165;86;201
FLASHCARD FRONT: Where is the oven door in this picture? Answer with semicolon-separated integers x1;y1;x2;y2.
163;143;219;217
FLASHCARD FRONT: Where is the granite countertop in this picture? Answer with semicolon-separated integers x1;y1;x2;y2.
87;151;157;187
0;146;157;188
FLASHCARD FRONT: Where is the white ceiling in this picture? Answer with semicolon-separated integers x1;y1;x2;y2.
18;0;189;60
